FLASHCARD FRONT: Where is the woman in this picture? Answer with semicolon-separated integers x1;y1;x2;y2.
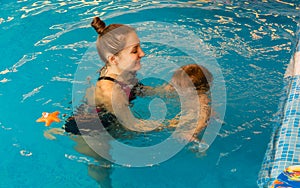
79;17;163;133
52;17;150;188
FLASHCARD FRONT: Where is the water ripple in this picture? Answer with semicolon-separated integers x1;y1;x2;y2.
19;1;60;19
46;41;90;51
0;52;42;74
34;21;89;46
20;150;33;157
51;76;73;83
22;85;44;102
0;78;10;83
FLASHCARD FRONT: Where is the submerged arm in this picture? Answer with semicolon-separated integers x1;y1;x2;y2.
95;81;163;132
193;93;211;136
168;93;211;142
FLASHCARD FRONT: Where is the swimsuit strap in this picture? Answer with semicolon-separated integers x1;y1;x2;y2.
98;76;129;88
98;76;132;98
98;76;119;84
98;76;144;101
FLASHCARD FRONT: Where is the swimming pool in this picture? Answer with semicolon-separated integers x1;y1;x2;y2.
0;0;299;187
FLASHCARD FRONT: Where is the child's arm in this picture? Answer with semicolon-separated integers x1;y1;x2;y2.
168;93;211;142
193;94;211;137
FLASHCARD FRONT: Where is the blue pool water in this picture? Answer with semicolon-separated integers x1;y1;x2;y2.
0;0;299;187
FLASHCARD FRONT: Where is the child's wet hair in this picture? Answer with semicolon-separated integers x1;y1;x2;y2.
171;64;213;92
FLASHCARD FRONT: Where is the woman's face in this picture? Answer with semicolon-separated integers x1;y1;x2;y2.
115;32;145;72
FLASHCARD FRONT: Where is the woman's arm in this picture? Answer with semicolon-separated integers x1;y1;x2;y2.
94;80;162;132
135;83;178;99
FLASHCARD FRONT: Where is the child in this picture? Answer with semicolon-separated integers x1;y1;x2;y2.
168;64;212;142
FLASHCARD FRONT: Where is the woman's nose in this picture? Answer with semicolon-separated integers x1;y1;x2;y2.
139;47;145;57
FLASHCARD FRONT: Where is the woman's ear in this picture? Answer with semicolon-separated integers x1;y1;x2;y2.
107;55;118;65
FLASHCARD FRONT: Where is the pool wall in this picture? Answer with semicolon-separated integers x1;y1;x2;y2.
257;23;300;187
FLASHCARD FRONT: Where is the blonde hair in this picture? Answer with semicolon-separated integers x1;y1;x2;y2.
91;17;136;63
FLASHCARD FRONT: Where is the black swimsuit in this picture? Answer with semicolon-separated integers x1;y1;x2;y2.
63;77;144;135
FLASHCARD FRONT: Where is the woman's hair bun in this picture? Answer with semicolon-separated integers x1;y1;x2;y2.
91;17;106;35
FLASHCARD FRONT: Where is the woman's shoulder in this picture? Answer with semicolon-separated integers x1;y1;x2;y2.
96;79;115;95
95;77;129;108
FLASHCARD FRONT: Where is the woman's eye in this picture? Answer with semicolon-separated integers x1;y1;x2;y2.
131;46;139;53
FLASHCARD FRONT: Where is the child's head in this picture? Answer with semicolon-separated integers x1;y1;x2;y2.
171;64;212;93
